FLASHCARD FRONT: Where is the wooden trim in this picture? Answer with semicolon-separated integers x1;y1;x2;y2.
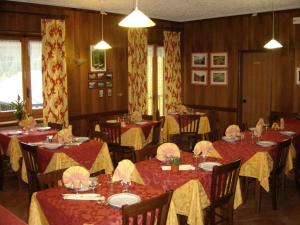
69;110;128;121
0;30;41;37
0;9;68;19
185;104;237;112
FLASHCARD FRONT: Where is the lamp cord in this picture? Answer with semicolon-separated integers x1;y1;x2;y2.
101;12;104;40
272;1;275;38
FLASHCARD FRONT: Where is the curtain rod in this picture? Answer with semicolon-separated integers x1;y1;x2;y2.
0;9;69;19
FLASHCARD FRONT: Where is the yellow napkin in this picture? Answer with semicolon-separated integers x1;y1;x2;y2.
225;125;240;137
112;159;134;183
19;116;36;129
62;166;90;189
256;118;265;127
156;143;181;162
193;140;215;157
55;125;72;143
176;104;188;114
272;122;280;130
254;124;263;137
131;111;142;122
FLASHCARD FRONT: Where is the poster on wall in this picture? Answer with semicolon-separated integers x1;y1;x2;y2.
210;52;228;68
90;45;106;71
191;53;208;68
191;70;207;85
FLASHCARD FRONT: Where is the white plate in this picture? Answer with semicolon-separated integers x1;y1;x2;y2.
107;193;141;208
36;127;51;131
135;121;147;125
199;162;222;172
249;127;255;132
73;137;90;143
7;130;23;135
222;136;239;143
106;120;117;123
279;131;296;137
41;143;63;150
256;141;276;147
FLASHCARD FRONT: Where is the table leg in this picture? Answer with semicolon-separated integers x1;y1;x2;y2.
255;179;261;213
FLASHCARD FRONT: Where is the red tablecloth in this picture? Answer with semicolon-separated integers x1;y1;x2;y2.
0;204;27;225
121;121;155;139
36;175;164;225
37;140;103;172
0;129;57;154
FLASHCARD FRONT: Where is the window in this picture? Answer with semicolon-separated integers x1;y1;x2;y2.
147;45;164;116
0;37;43;121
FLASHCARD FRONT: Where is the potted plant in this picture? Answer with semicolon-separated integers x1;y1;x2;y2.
171;156;180;171
10;95;24;121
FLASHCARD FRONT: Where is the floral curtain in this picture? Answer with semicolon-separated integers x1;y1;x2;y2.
128;29;148;114
163;31;182;113
41;19;68;126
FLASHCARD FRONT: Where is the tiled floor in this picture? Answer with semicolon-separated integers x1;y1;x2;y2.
0;176;299;224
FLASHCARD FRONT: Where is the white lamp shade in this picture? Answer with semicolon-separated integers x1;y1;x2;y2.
264;39;283;49
94;40;112;50
118;8;155;28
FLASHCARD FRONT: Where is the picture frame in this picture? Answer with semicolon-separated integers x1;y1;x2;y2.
98;89;104;98
97;72;105;79
191;53;208;68
105;72;113;80
88;73;97;80
191;70;207;85
106;81;112;87
90;45;106;72
296;68;300;85
97;82;105;88
210;70;228;85
88;81;97;89
107;88;112;97
210;52;228;68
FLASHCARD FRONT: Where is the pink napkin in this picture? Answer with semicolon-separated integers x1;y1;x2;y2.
225;125;240;137
62;166;90;189
193;140;215;157
156;143;180;162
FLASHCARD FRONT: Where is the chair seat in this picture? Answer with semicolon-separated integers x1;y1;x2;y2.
170;133;199;151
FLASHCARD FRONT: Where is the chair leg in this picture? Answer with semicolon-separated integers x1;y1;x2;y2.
272;179;278;210
255;179;262;213
0;155;3;190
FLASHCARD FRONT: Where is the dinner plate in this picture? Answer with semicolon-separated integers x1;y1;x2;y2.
222;136;239;143
279;131;296;137
36;127;51;131
199;162;222;172
256;141;276;147
249;127;255;132
107;193;141;208
135;121;147;125
41;143;63;150
73;137;90;143
106;120;117;123
7;130;23;135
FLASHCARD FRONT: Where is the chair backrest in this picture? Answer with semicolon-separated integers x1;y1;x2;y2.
20;142;40;175
37;168;66;190
135;145;158;162
48;122;63;131
89;130;108;142
178;114;200;134
142;115;153;121
151;120;162;145
122;191;173;225
273;139;291;174
210;159;242;207
99;122;122;145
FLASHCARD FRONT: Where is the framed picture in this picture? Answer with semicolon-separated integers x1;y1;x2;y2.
210;52;228;68
107;89;112;97
106;81;112;87
191;53;208;68
90;45;106;72
97;72;105;79
98;89;104;98
88;81;97;89
105;72;113;80
191;70;207;85
296;68;300;85
98;82;105;88
210;70;228;85
88;73;97;80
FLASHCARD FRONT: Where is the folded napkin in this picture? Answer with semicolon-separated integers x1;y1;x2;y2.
176;105;188;114
19;116;36;129
161;164;195;171
62;193;105;201
62;166;90;189
280;118;285;130
156;143;181;162
131;111;142;122
256;118;265;127
254;124;263;137
55;125;73;144
225;125;240;137
112;159;135;183
193;140;215;157
272;122;280;130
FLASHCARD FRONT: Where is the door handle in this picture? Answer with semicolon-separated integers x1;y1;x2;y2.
242;99;247;103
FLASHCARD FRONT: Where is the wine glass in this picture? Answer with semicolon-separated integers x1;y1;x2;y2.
121;181;131;193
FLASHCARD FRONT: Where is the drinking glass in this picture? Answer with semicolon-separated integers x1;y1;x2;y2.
121;181;131;193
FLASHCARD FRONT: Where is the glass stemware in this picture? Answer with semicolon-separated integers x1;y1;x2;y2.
121;181;131;193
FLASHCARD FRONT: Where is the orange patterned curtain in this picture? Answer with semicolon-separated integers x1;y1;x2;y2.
163;31;182;113
41;19;68;126
128;29;148;114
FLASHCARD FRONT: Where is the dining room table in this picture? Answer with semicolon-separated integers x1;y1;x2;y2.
28;174;178;225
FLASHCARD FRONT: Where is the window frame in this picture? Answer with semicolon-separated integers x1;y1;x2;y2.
0;35;43;122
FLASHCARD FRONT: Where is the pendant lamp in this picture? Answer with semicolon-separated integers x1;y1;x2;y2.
119;0;155;28
95;11;112;50
264;2;282;49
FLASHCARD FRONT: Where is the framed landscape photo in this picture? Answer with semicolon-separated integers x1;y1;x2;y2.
98;82;105;88
296;68;300;85
88;73;97;80
191;53;208;68
90;45;106;72
97;72;105;79
107;89;112;97
88;81;97;89
210;70;227;85
98;89;104;98
210;52;228;68
106;81;112;87
105;72;113;80
191;70;207;85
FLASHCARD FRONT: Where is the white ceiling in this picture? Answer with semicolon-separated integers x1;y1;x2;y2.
7;0;300;22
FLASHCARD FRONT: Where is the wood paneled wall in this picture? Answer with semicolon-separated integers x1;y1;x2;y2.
183;9;300;132
0;1;181;135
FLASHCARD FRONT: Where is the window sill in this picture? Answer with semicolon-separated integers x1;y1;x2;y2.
0;117;43;128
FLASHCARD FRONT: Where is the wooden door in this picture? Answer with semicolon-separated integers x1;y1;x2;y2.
242;52;273;127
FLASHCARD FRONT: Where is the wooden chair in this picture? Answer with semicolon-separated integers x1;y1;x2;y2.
89;130;108;142
142;114;153;121
99;122;135;166
171;114;200;151
150;120;163;145
295;140;300;197
205;159;242;225
38;168;105;190
269;111;297;126
20;142;40;199
122;191;173;225
135;144;158;162
48;122;63;131
0;154;3;190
